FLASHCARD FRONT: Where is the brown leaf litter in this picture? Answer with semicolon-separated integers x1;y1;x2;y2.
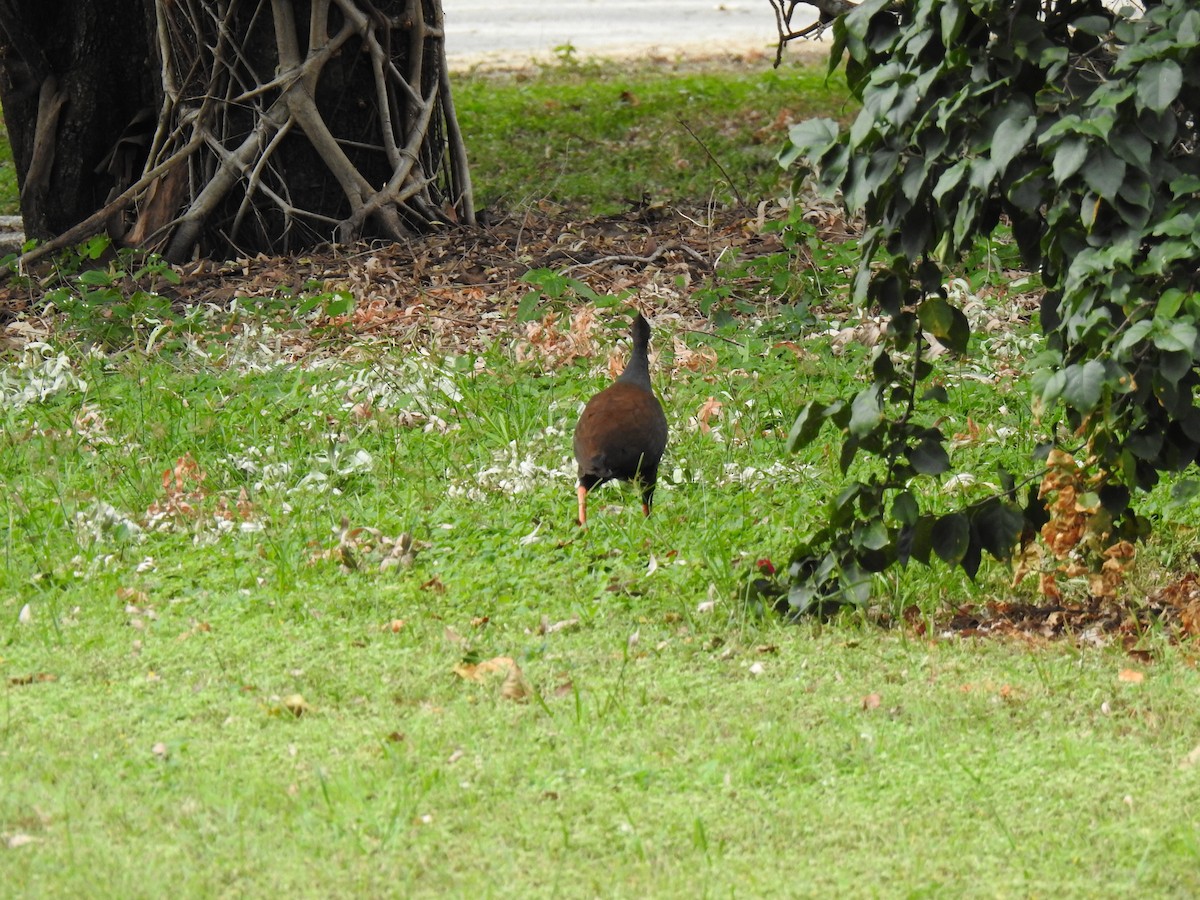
1;204;791;363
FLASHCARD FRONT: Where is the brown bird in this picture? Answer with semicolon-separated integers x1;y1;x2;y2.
573;312;668;526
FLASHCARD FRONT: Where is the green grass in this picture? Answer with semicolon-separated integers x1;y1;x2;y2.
3;59;1200;896
3;291;1199;895
453;57;854;215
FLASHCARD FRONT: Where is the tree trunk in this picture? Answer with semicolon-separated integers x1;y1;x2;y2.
0;0;158;239
0;0;474;263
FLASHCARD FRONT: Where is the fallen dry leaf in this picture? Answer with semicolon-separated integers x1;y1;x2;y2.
862;693;882;710
536;615;580;635
453;656;517;683
454;656;532;703
1118;668;1145;684
7;673;57;686
381;619;406;633
282;693;309;717
500;662;533;702
116;586;151;605
4;833;36;849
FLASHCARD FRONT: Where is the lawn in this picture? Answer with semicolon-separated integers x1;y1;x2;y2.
2;53;1200;897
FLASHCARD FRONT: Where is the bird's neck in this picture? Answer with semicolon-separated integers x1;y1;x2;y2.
616;350;651;388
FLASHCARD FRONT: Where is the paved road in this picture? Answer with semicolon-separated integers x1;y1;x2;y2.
443;1;818;66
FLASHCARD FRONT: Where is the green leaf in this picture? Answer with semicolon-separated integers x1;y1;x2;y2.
972;501;1023;561
1082;150;1126;199
1169;174;1200;197
1059;360;1108;412
891;491;918;527
1126;429;1163;460
78;269;114;286
1051;138;1088;184
917;297;970;354
939;2;963;42
909;437;950;475
900;516;935;566
1113;319;1153;358
1136;60;1183;113
991;114;1036;173
786;402;827;453
931;513;970;565
783;118;841;167
855;519;890;552
1153;321;1198;354
516;291;542;323
932;159;969;203
1155;289;1187;320
849;385;884;438
1071;14;1112;36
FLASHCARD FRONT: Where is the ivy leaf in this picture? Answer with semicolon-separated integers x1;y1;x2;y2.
1153;321;1198;354
783;118;841;168
1113;319;1154;358
1071;14;1112;36
1051;138;1088;184
1136;60;1183;113
991;113;1037;173
1082;150;1126;199
931;513;970;565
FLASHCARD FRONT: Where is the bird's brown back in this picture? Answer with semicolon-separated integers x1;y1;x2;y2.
573;381;667;485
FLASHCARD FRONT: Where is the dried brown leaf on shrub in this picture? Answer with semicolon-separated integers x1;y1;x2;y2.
694;397;723;433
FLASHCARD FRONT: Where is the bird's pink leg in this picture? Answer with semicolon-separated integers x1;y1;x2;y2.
577;484;589;526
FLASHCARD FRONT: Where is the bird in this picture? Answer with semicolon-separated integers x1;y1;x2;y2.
573;311;668;526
